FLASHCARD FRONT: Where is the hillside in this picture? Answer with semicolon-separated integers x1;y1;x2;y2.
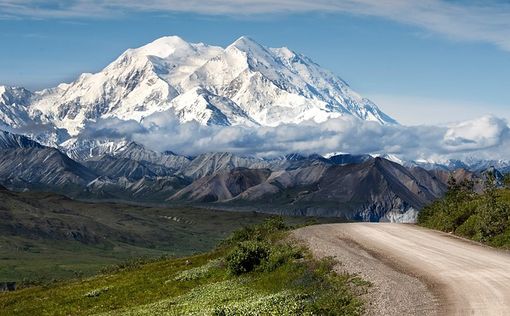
418;175;510;247
0;188;296;282
0;218;367;316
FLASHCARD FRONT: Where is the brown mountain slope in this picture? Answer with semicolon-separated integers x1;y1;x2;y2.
169;158;463;221
169;168;272;202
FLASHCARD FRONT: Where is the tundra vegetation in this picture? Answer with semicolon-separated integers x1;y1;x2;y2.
0;217;366;315
419;172;510;247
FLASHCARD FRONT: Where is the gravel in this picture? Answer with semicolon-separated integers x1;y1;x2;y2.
293;224;441;316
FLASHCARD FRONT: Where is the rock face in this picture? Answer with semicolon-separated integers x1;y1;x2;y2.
0;147;96;190
292;158;446;220
170;168;272;202
327;154;373;165
0;130;43;149
84;155;171;180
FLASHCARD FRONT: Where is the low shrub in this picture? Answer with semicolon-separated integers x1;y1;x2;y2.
1;216;366;316
220;216;288;246
226;240;270;275
455;214;480;239
260;243;303;272
212;290;310;316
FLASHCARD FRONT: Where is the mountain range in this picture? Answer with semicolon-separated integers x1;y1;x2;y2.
0;128;484;222
0;36;506;222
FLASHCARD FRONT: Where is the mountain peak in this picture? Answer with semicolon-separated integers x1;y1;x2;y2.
227;36;265;52
232;35;256;44
130;35;194;59
0;85;31;96
155;35;187;43
2;35;397;141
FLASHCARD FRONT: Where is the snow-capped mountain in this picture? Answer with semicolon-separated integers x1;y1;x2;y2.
408;157;510;173
179;36;395;127
0;86;34;129
0;35;396;138
371;153;510;174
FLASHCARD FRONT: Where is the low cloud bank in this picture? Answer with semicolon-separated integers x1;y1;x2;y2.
81;111;510;161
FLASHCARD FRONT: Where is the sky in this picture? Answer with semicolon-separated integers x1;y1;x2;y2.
0;0;509;126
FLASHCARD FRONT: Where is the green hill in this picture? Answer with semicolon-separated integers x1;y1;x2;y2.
0;218;366;315
0;189;315;283
418;175;510;247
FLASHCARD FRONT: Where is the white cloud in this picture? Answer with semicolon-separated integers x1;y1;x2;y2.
2;1;510;51
443;116;508;151
81;111;510;161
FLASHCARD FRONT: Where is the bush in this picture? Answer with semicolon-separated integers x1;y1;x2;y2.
260;243;303;272
221;216;288;246
261;216;287;232
488;227;510;247
226;240;270;275
222;225;255;245
455;214;480;239
505;174;510;189
477;202;510;241
222;216;303;275
418;179;510;248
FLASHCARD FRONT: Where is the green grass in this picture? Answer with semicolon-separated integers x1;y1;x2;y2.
0;188;310;283
0;218;366;316
0;236;170;283
0;188;343;283
0;204;272;283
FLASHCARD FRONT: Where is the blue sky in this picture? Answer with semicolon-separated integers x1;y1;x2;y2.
1;0;509;125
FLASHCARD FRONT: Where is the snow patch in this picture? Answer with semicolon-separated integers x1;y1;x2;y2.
381;208;419;223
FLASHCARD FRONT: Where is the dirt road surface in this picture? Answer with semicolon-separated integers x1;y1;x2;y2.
294;223;510;316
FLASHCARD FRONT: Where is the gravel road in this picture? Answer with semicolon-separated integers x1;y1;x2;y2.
294;223;510;316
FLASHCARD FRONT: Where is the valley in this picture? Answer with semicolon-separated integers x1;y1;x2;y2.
0;188;320;283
